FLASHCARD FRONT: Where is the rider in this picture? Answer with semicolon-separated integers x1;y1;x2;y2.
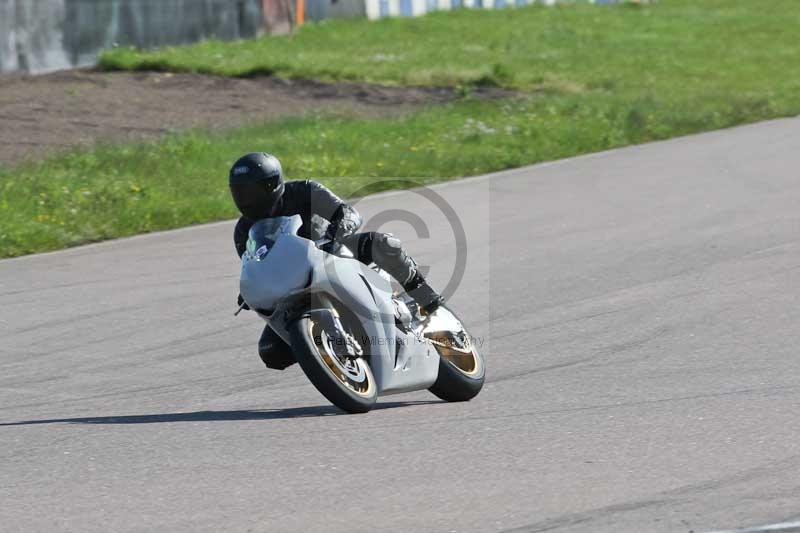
229;152;444;371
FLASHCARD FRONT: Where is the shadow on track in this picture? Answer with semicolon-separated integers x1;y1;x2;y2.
0;400;443;427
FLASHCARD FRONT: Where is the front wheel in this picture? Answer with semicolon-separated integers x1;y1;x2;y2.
289;311;377;413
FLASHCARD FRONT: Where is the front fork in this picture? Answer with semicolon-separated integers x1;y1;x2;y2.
329;308;363;359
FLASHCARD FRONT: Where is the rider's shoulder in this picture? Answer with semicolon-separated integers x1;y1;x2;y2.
286;178;324;189
235;216;254;231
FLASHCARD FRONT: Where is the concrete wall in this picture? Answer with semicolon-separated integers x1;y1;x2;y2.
0;0;263;73
0;0;646;73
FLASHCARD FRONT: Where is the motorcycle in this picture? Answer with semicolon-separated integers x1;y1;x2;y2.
237;215;485;413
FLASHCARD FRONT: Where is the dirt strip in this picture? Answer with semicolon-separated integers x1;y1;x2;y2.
0;69;509;166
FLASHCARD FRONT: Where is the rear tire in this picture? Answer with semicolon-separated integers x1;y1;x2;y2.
425;307;485;402
289;313;377;413
429;357;484;402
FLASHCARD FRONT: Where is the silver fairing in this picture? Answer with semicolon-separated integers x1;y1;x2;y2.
239;214;441;395
240;234;315;312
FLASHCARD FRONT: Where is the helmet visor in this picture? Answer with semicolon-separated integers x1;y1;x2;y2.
230;181;282;220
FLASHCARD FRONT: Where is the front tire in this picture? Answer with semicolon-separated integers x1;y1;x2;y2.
289;312;377;413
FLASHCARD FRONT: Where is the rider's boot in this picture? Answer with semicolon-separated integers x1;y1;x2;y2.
403;272;444;315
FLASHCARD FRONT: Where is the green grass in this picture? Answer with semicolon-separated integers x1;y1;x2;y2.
3;87;796;258
101;0;800;96
3;0;800;258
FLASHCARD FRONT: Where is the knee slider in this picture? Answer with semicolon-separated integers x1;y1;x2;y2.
375;233;403;256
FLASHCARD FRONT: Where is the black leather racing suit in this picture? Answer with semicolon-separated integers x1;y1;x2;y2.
235;180;421;370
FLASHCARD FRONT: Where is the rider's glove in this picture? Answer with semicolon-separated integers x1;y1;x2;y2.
320;240;343;255
326;218;358;241
237;293;250;311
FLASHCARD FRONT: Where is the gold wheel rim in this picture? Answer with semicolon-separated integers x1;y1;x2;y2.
427;333;482;376
309;320;374;397
422;307;482;377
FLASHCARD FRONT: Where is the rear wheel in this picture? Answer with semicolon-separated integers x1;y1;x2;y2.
425;307;485;402
289;311;377;413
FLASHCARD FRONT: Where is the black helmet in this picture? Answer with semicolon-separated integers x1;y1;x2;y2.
229;152;285;220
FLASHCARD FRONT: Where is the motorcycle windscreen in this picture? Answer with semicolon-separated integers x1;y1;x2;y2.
243;216;303;261
244;221;277;261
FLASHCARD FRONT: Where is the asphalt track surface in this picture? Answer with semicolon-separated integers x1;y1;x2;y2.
2;118;800;533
